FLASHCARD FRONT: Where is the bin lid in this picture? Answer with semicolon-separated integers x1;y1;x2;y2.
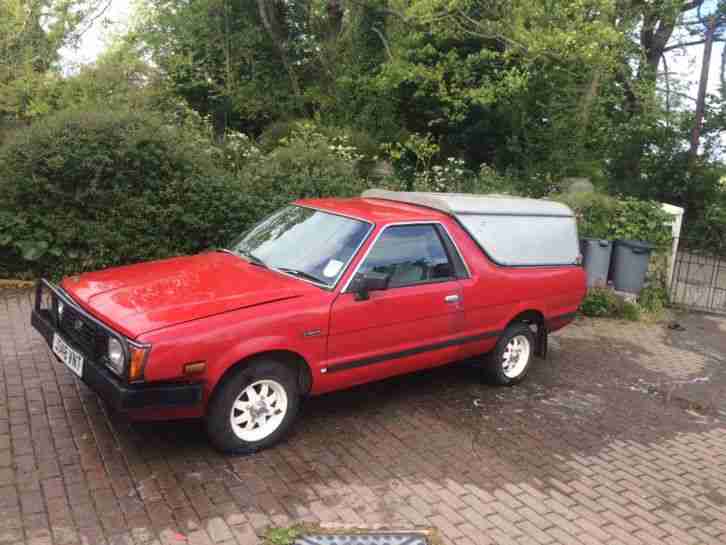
582;238;612;246
615;239;654;251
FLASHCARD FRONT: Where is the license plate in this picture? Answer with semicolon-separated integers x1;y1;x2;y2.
52;333;84;378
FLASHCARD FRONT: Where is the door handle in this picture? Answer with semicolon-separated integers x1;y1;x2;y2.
444;294;460;303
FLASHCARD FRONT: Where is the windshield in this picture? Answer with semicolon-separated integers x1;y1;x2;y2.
229;205;372;287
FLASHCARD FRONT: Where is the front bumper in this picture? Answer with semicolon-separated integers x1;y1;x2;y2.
31;283;203;411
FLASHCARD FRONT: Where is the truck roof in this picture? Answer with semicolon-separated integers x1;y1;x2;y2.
298;190;574;224
360;189;574;218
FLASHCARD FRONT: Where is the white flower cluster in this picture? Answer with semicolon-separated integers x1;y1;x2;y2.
414;157;472;192
288;122;363;164
225;130;260;159
218;130;262;173
328;137;364;163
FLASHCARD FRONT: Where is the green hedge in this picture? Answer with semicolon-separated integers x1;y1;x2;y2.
0;109;367;279
555;192;672;248
2;109;678;281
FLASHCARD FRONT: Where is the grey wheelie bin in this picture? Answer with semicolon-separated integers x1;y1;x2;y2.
610;239;654;294
580;238;613;287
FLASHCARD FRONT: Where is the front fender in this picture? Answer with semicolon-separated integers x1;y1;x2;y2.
207;334;323;390
138;294;332;391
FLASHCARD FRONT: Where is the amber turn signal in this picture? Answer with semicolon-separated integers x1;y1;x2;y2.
128;346;149;382
183;361;206;375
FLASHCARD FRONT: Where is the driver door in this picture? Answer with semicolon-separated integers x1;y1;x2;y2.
323;224;465;390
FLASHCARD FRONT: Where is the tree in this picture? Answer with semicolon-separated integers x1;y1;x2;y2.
609;1;707;183
136;0;397;138
371;1;625;178
0;0;113;126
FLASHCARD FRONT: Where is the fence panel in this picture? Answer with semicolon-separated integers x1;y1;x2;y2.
670;241;726;314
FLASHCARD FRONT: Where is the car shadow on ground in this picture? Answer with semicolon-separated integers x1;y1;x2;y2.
122;323;723;474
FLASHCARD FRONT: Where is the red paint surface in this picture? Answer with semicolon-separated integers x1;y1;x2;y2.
60;197;586;420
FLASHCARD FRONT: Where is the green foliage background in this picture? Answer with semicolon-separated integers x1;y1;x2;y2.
0;111;370;278
1;0;725;279
555;193;673;249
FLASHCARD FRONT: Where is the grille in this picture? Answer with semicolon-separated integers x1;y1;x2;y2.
58;302;108;360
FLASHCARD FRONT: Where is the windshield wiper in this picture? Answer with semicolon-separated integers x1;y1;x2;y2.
218;247;267;268
237;249;268;268
277;267;327;285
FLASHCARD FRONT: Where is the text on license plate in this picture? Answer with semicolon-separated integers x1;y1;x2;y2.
52;333;84;377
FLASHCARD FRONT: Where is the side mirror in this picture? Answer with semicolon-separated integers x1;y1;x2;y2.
349;271;390;301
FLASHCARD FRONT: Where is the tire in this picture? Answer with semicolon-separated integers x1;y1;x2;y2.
206;359;300;454
483;322;536;386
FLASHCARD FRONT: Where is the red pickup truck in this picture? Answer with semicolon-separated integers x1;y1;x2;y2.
32;190;586;453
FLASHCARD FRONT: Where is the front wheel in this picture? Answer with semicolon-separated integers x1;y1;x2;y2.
206;360;300;454
484;323;535;386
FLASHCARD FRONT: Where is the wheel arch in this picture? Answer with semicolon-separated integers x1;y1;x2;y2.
208;349;313;407
508;309;545;329
507;309;547;357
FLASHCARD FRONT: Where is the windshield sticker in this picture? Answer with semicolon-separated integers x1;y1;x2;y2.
323;259;344;278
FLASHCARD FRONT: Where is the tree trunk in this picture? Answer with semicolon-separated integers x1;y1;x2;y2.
614;0;704;183
721;38;726;91
327;0;344;39
255;0;302;98
690;16;718;159
578;71;602;129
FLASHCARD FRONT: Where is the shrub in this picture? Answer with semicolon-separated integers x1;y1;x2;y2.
0;110;376;279
609;197;672;249
555;192;672;248
258;120;380;176
240;121;369;212
620;301;641;321
554;192;617;239
638;284;669;314
686;193;726;255
580;288;619;317
580;287;648;321
258;119;305;152
0;108;253;278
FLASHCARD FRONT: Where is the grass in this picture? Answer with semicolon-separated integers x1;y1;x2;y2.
264;525;305;545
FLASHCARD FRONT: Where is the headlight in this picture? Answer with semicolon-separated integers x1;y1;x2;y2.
57;300;64;321
107;338;125;376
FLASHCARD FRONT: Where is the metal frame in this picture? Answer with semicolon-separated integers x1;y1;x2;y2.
340;220;472;293
669;240;726;314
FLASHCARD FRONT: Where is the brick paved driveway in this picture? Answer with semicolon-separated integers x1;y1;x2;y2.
2;289;726;545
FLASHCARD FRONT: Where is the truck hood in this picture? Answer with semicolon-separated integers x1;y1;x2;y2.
61;252;316;338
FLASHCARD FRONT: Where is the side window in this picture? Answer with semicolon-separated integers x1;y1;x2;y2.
357;225;455;288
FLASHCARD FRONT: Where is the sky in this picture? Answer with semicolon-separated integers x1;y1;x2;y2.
59;0;134;68
60;0;724;111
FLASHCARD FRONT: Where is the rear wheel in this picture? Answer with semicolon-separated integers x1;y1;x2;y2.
206;359;300;454
484;322;535;386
